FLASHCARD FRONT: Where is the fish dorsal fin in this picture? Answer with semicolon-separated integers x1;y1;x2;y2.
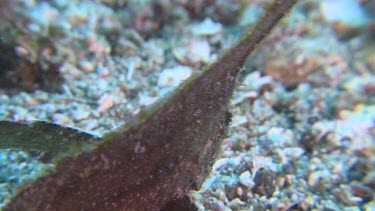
0;120;101;161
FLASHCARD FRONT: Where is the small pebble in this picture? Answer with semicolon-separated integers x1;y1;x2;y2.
52;113;73;126
157;66;192;87
71;108;91;121
192;18;222;36
239;171;254;188
97;94;114;113
79;60;95;72
173;39;211;64
308;170;331;191
252;168;276;198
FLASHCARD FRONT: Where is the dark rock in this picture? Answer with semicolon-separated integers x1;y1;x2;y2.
350;182;373;203
252;168;276;198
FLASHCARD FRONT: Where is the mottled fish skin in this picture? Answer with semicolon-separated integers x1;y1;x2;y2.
4;0;298;210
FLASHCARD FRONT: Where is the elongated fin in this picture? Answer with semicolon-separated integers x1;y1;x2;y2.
0;120;101;160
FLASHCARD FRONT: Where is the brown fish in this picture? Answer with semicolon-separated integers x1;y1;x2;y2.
2;0;298;210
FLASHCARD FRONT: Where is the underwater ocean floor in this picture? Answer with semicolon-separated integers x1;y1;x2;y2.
0;0;374;210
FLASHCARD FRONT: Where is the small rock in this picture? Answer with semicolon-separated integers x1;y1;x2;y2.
267;127;294;147
321;0;369;27
349;182;373;201
97;94;114;113
52;113;73;126
308;170;331;192
66;3;89;25
173;39;211;64
281;147;305;161
239;5;262;26
363;171;375;189
363;201;375;211
227;198;246;209
206;197;224;211
79;60;95;72
282;163;295;174
138;94;158;106
192;18;222;36
332;186;362;206
71;108;91;121
331;21;361;40
342;75;375;96
29;2;58;27
157;66;192;87
239;171;254;188
252;168;276;197
231;115;248;127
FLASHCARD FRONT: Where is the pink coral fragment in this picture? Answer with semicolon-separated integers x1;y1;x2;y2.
97;94;114;113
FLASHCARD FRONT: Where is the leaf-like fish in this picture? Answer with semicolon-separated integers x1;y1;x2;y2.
2;1;298;210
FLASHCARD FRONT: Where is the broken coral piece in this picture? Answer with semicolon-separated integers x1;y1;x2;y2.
97;94;115;113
